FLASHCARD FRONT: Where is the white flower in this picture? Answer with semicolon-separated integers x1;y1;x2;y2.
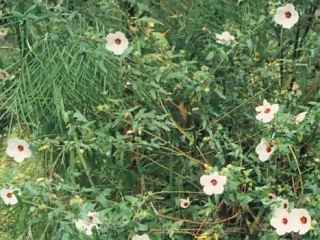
200;173;227;195
270;208;293;236
75;219;94;236
87;211;101;225
0;28;8;39
281;199;289;209
105;31;129;55
294;112;307;124
290;208;312;235
255;139;276;162
180;198;191;209
274;4;299;29
0;188;18;205
255;100;279;123
291;82;302;96
215;31;235;46
132;234;150;240
6;138;32;163
75;211;101;236
268;193;277;201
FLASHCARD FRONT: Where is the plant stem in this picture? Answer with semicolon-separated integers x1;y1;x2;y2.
279;28;284;89
78;151;95;187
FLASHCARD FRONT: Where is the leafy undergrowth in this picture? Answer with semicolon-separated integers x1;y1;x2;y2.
0;0;320;239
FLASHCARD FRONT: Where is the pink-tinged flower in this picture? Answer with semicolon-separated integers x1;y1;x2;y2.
255;139;276;162
132;234;150;240
274;4;299;29
105;31;129;55
6;138;32;163
294;112;307;124
215;31;235;46
290;208;312;235
0;188;18;205
180;198;191;209
75;211;101;236
270;208;293;236
200;173;227;195
255;100;279;123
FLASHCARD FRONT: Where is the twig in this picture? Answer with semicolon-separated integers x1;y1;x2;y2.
150;202;240;225
279;29;284;89
289;145;304;195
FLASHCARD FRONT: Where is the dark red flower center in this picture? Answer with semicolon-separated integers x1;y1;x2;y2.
268;193;276;200
6;192;13;198
285;11;292;18
115;38;122;45
266;146;272;153
210;179;218;186
300;216;307;224
17;145;24;151
264;108;271;114
282;218;288;225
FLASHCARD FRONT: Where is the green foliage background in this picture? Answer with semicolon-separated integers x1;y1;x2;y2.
0;0;320;239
